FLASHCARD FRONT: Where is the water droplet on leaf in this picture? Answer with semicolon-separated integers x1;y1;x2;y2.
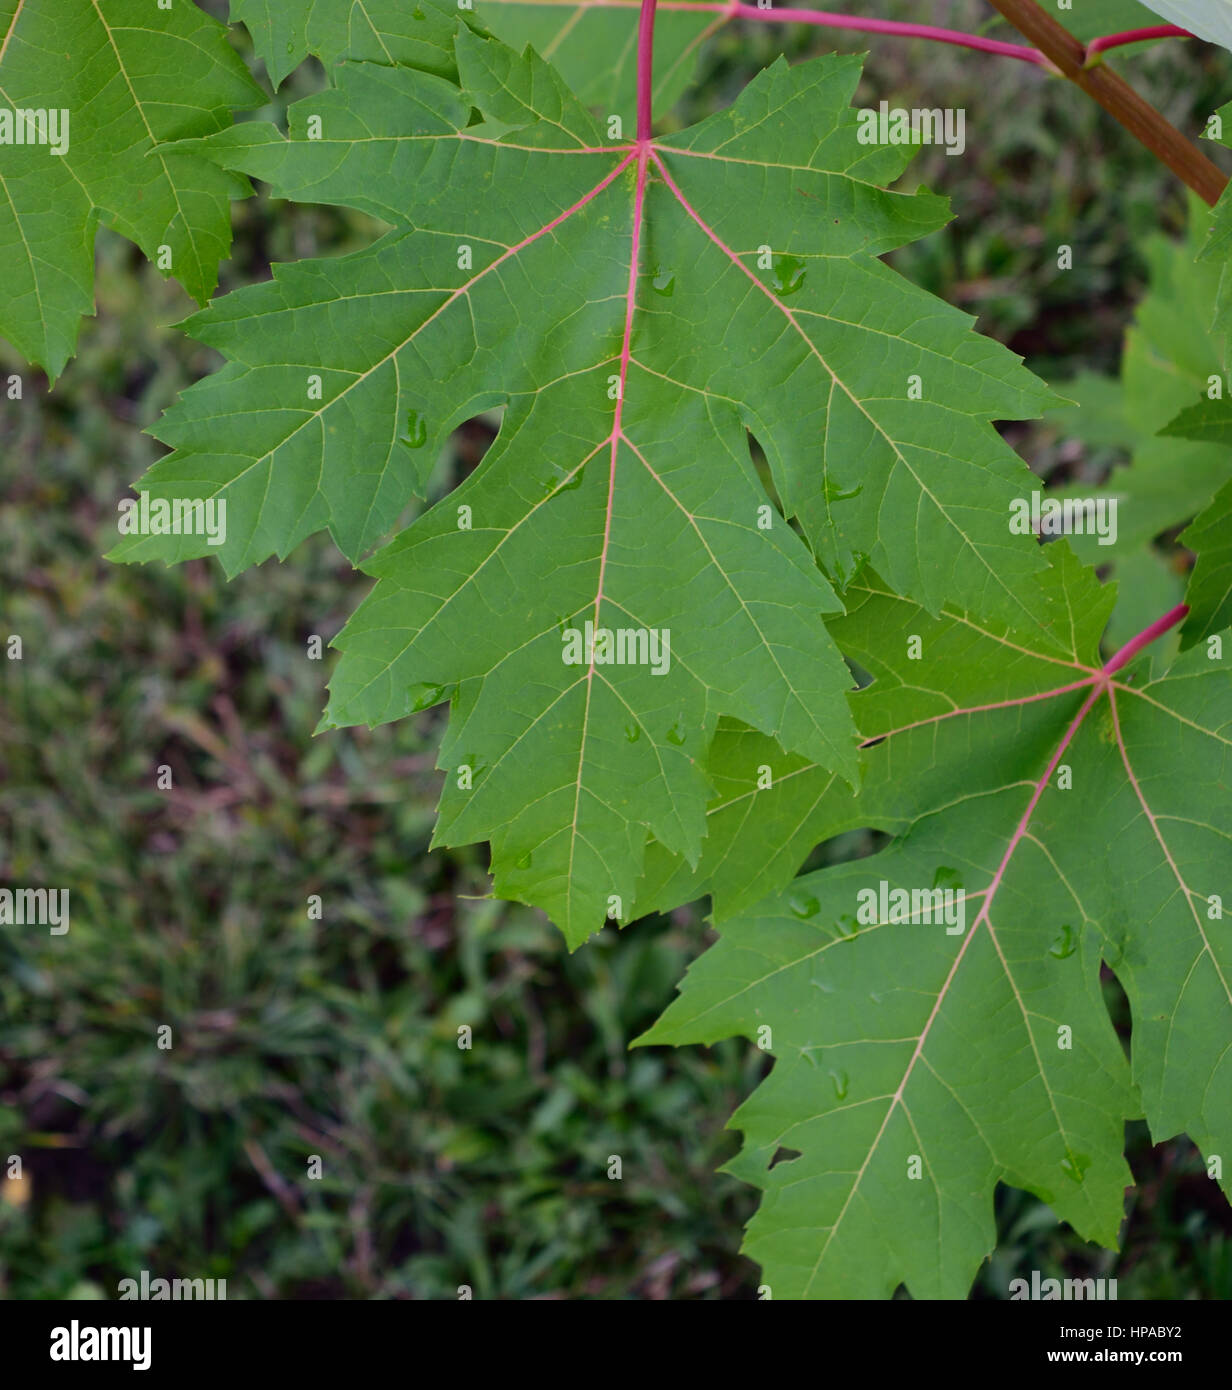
624;722;641;743
824;478;863;503
651;266;675;296
405;682;447;712
832;549;869;587
665;720;686;746
771;254;806;297
932;866;963;892
1060;1150;1091;1184
830;1069;849;1101
401;411;427;448
789;891;819;920
1049;923;1077;959
837;913;859;938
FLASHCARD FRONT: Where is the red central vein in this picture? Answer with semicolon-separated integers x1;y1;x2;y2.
636;0;657;140
565;2;656;910
592;0;656;646
1102;602;1189;675
588;146;649;663
594;1;656;648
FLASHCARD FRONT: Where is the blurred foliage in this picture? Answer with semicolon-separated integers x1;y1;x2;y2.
0;0;1228;1300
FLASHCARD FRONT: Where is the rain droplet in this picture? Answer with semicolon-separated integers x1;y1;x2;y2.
651;266;675;296
1060;1150;1091;1184
771;254;806;297
624;722;641;743
286;41;295;54
830;1069;849;1101
515;851;533;870
555;469;583;493
1049;923;1077;960
932;866;963;893
401;410;427;448
836;913;859;938
833;549;869;587
789;891;819;920
404;682;447;712
665;720;686;746
824;478;863;503
412;4;425;17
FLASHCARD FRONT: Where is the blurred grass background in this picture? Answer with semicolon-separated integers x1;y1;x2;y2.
0;1;1229;1299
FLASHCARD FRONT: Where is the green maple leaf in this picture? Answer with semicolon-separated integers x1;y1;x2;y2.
1050;204;1232;650
638;552;1232;1298
1046;203;1232;659
1051;205;1230;563
0;0;264;379
115;30;1055;942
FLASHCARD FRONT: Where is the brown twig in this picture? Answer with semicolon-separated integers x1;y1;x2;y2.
985;0;1227;206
